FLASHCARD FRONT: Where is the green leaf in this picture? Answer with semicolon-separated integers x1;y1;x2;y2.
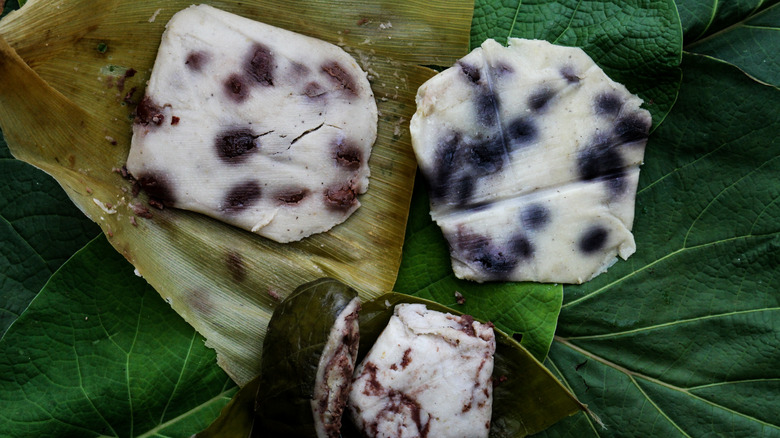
394;176;563;361
1;0;20;20
254;279;359;437
681;1;780;87
675;0;775;41
0;129;99;336
0;236;237;437
541;53;780;437
471;0;683;128
3;1;779;437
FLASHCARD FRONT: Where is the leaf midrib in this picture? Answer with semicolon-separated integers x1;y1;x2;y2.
562;307;779;340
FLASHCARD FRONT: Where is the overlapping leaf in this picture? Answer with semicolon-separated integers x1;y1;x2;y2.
0;0;473;384
679;0;780;86
0;236;236;437
199;291;585;438
2;0;778;436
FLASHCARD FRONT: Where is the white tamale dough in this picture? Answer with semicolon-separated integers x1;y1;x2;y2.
126;5;377;243
410;38;652;283
349;304;495;438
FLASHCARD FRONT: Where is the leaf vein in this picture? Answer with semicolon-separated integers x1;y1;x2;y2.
685;154;780;247
158;330;198;424
563;232;779;309
135;388;237;438
72;313;120;437
0;214;53;270
551;0;583;44
557;337;780;430
629;375;693;437
126;292;147;437
544;356;603;436
564;307;780;340
689;377;780;391
505;0;523;44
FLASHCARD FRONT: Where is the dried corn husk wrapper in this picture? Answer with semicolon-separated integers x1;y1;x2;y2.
0;0;473;385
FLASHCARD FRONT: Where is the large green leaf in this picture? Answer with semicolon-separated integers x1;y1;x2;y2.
0;128;99;336
394;176;563;362
680;1;780;86
0;236;236;437
540;53;780;437
471;0;682;128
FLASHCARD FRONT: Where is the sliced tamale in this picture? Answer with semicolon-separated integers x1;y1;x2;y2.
197;287;585;438
349;303;496;437
358;294;587;438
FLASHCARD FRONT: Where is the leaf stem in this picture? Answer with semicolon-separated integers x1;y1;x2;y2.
506;0;523;44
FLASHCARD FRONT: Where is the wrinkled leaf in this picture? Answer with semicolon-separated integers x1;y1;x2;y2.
680;1;780;86
539;53;780;437
202;292;585;438
3;1;779;437
0;129;99;336
0;0;473;385
0;236;236;437
471;0;682;128
394;177;563;361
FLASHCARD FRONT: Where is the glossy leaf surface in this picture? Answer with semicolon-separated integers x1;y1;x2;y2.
1;0;779;437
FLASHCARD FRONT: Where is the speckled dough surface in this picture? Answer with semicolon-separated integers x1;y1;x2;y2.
126;5;377;243
410;38;652;283
349;304;495;438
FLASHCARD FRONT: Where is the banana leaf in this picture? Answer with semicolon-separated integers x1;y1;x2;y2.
198;290;587;438
0;0;473;385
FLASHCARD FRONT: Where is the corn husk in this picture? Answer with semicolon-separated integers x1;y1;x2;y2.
0;0;473;385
